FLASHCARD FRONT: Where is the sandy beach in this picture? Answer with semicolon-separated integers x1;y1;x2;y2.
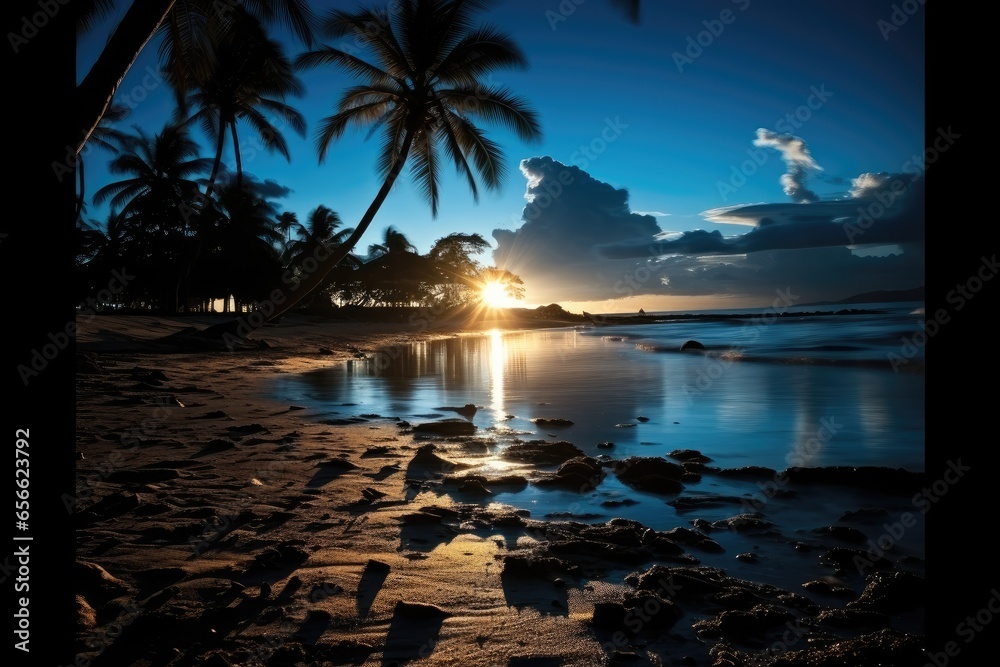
74;314;927;667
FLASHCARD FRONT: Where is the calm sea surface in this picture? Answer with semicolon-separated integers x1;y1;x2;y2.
270;302;925;472
267;303;926;593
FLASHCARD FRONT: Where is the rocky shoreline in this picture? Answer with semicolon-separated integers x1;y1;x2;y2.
73;317;926;666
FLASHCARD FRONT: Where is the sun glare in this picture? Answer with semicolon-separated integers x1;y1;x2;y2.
480;281;514;309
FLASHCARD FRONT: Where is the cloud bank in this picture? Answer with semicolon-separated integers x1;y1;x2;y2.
492;155;924;305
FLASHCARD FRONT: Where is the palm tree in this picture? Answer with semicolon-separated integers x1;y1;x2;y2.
367;226;417;259
182;10;306;194
93;122;213;311
254;0;542;324
275;211;299;255
77;0;316;155
195;177;287;310
93;122;211;221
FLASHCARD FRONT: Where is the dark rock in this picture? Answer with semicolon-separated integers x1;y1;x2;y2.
735;552;758;562
613;457;686;494
502;554;580;578
714;465;778;480
591;602;629;630
660;527;724;552
802;579;856;598
532;418;574;428
668;449;713;463
601;498;638;508
820;547;892;572
502;440;584;465
535;456;605;491
246;544;309;572
622;590;683;630
547;539;652;565
435;404;478;418
848;570;925;613
711;513;776;533
413;419;476;436
534;471;598;491
625;565;728;601
772;628;924;666
596;441;615;449
679;340;705;351
458;479;492;495
777;593;820;615
693;603;794;638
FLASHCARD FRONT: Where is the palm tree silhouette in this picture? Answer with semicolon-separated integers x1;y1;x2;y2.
77;0;316;155
253;0;542;324
182;10;306;194
367;226;417;260
93;122;212;311
93;122;211;221
275;211;299;256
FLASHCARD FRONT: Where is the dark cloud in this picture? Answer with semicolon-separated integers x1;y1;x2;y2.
602;174;924;257
492;156;662;300
492;156;924;305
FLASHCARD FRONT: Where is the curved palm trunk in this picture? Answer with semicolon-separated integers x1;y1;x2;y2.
205;122;229;197
76;154;86;219
265;128;416;322
77;0;177;154
230;124;244;192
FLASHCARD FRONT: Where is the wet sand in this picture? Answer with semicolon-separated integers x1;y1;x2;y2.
74;314;926;666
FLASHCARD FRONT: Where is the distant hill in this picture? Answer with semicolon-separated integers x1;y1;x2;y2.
801;286;924;307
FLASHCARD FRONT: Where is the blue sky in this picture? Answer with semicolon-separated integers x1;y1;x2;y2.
78;0;925;311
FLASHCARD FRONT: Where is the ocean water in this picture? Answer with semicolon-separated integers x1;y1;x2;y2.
270;302;925;473
268;303;926;594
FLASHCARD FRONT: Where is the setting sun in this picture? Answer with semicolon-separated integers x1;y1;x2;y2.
479;281;516;309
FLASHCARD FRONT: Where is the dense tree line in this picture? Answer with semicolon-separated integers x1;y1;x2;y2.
76;0;536;317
